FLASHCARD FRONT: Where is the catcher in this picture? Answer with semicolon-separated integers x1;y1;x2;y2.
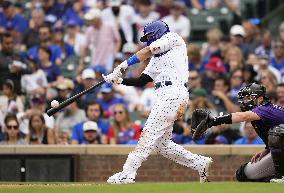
191;83;284;183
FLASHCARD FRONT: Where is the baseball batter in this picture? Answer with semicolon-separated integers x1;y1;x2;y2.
103;20;212;184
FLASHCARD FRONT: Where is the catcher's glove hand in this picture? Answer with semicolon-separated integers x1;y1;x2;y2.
191;109;213;140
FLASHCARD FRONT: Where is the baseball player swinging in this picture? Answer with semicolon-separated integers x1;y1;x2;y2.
191;83;284;183
103;20;213;184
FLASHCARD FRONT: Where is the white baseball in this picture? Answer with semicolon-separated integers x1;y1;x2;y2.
51;100;60;108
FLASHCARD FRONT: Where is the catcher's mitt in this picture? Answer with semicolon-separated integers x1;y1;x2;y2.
191;109;212;140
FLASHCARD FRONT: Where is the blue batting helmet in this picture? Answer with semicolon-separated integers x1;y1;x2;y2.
140;20;170;46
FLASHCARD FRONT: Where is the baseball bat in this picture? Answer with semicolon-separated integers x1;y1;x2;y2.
46;80;105;116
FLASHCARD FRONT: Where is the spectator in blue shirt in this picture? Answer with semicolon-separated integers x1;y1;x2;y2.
27;25;62;65
63;0;89;27
271;38;284;81
96;83;128;117
0;1;28;33
234;122;264;145
71;101;110;144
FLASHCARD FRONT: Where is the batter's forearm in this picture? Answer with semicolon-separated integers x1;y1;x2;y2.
136;47;152;62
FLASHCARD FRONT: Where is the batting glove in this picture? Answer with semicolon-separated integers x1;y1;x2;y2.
115;60;128;72
102;69;123;84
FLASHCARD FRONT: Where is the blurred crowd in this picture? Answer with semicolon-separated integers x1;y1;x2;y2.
0;0;283;146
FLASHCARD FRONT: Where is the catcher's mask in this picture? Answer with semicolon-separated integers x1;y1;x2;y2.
238;83;270;111
140;20;170;46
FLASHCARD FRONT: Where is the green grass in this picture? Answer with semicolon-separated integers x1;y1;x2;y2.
0;182;283;193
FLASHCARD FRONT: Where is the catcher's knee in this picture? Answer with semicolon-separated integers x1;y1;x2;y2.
236;163;250;182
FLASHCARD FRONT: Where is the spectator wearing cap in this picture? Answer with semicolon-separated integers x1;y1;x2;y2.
108;104;141;144
55;99;86;137
0;32;29;93
254;30;274;59
187;44;206;73
271;38;284;82
72;68;98;109
81;121;101;144
0;79;24;115
96;83;128;116
234;122;264;145
22;9;45;50
83;8;121;73
162;1;190;41
52;26;75;61
134;0;160;43
230;25;249;59
0;1;28;33
64;19;86;56
72;101;110;144
63;0;89;27
242;20;261;54
0;113;27;145
224;46;244;72
208;75;239;114
201;57;225;93
102;0;137;49
21;57;48;96
255;54;281;83
27;25;63;65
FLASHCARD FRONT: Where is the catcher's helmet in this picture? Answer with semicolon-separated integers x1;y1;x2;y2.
238;83;269;111
140;20;170;46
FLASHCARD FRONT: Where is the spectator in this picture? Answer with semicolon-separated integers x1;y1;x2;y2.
271;38;284;82
108;104;141;144
0;1;28;33
278;22;284;42
188;70;202;90
27;112;56;144
63;0;88;27
243;64;257;85
52;27;75;61
49;78;74;106
0;113;27;145
22;9;45;49
21;57;48;96
162;1;190;41
224;46;244;72
38;46;63;85
0;32;28;93
254;30;274;59
72;101;110;144
83;8;121;72
205;124;241;144
155;0;173;18
101;0;136;49
242;20;260;54
96;83;128;116
201;28;223;63
234;122;264;145
276;83;284;107
228;68;244;104
209;75;239;113
255;54;281;83
0;79;24;115
259;70;278;97
135;0;160;43
73;68;98;109
82;121;101;144
230;25;249;59
27;25;62;65
56;129;70;145
187;44;205;73
64;19;86;56
201;57;225;93
55;101;86;136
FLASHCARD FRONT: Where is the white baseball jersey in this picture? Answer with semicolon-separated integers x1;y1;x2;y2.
142;32;189;85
